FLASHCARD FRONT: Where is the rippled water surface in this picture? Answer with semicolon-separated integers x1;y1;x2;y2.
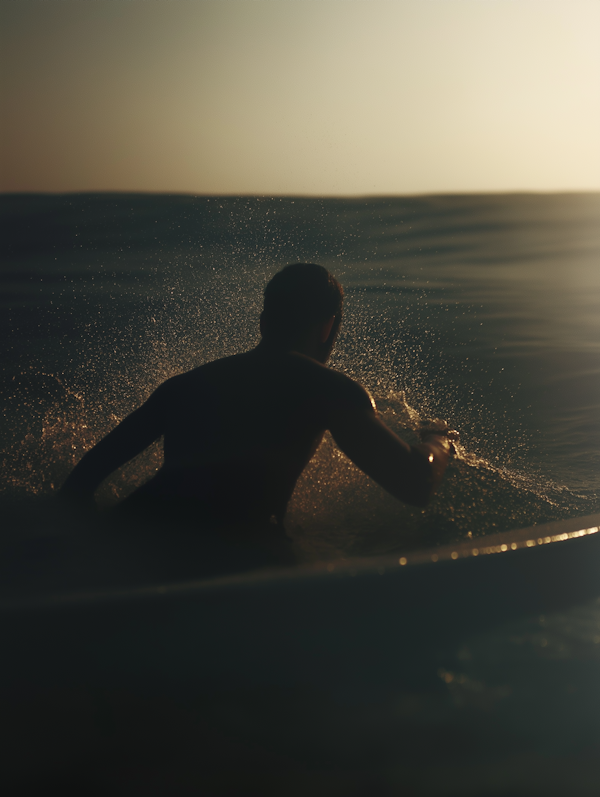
2;193;599;557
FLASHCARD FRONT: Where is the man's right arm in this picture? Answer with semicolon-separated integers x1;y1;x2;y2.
328;382;454;508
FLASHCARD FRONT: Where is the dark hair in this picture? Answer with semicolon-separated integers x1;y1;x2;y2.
262;263;344;347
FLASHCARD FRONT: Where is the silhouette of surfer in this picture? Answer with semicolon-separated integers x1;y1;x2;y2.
60;263;457;543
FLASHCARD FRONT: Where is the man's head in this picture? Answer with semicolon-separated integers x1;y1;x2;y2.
261;263;344;362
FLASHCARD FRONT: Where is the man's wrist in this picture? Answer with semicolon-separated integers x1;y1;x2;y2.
422;431;450;444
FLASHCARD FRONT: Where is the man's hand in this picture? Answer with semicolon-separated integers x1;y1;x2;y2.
418;418;460;444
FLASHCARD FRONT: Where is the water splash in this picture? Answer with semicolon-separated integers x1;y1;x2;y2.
2;192;598;553
1;374;592;559
0;369;162;504
286;390;594;561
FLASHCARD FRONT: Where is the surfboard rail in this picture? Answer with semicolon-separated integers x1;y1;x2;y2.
3;512;600;613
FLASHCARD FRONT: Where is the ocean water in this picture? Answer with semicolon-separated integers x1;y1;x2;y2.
2;192;599;561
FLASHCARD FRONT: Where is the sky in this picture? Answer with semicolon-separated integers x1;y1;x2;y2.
1;0;599;196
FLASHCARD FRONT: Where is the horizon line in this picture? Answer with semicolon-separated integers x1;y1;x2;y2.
2;188;600;200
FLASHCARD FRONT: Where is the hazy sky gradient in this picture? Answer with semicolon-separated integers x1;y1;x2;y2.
1;0;599;195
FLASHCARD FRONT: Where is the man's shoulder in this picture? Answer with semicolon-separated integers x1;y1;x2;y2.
155;350;375;415
287;352;375;412
163;352;247;384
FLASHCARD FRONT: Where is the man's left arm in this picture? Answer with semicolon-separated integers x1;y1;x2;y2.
58;380;171;507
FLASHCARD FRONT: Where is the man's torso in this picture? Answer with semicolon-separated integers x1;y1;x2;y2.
131;347;372;526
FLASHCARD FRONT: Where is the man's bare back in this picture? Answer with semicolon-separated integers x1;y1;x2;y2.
59;264;456;538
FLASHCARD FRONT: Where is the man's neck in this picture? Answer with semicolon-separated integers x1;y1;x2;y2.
255;338;329;364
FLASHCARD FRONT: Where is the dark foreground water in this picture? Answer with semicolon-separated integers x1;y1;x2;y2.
2;192;599;559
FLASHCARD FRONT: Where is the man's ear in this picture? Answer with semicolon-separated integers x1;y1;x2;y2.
320;316;335;343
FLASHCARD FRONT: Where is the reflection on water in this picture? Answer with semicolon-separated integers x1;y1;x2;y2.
441;595;600;757
1;193;599;552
